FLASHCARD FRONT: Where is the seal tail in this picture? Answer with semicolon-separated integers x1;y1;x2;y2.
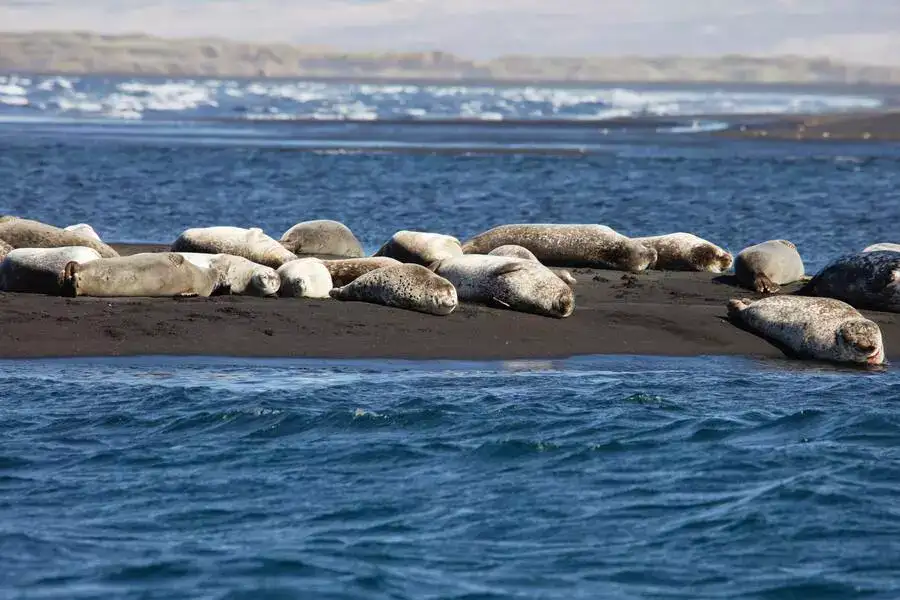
61;261;80;298
727;298;751;321
753;274;780;295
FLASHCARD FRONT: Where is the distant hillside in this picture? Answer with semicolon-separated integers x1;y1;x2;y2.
2;31;900;86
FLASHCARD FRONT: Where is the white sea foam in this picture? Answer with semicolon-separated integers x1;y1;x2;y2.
0;75;886;123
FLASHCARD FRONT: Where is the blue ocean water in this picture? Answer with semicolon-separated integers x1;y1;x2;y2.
3;75;900;598
2;355;900;599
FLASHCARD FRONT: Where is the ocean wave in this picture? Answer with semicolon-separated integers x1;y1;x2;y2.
0;74;885;123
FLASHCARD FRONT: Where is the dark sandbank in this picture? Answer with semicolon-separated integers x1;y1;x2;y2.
1;243;898;361
716;110;900;142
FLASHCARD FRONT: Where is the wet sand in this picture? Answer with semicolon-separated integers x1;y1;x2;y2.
1;243;898;361
717;110;900;141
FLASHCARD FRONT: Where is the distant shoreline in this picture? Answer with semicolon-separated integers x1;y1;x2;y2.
2;30;900;87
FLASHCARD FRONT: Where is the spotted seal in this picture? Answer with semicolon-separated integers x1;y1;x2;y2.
176;252;280;296
633;232;733;273
733;239;805;293
62;252;218;298
487;244;577;286
64;223;102;242
0;216;119;258
171;226;296;269
461;224;656;272
320;257;402;287
279;219;364;258
727;295;885;365
431;254;575;318
329;263;458;315
798;251;900;312
373;230;463;266
0;246;101;295
277;258;334;298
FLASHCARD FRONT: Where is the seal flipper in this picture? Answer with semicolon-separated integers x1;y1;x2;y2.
726;298;751;321
61;260;79;298
753;274;780;294
491;262;529;277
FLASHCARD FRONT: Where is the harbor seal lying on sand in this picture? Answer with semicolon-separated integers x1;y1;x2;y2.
374;231;463;266
863;243;900;253
0;247;101;295
171;226;296;269
321;257;401;287
431;255;575;318
798;251;900;312
277;258;333;298
727;296;885;365
280;220;364;258
734;239;805;293
633;233;733;273
0;217;119;258
176;252;280;296
461;224;656;272
64;223;102;242
330;263;458;315
488;244;577;286
62;252;218;298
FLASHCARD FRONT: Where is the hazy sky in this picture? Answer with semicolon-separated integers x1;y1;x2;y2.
2;0;899;64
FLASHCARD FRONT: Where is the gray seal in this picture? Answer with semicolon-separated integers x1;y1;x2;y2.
488;244;577;286
798;251;900;312
171;226;297;269
374;230;463;266
633;233;733;273
320;257;402;287
728;295;885;365
863;243;900;253
0;246;101;295
329;263;458;315
734;239;805;293
432;254;575;318
280;220;364;258
461;224;657;272
0;216;119;258
277;258;334;298
62;252;218;298
176;252;280;296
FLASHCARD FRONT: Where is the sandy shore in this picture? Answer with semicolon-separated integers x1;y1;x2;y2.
0;243;898;361
717;110;900;142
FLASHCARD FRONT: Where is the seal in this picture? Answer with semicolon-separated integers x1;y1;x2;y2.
461;224;657;272
632;232;733;273
64;223;102;242
62;252;218;298
863;243;900;253
320;256;402;287
0;217;119;258
431;255;575;318
727;295;885;365
798;251;900;312
329;263;458;316
277;258;334;298
176;252;280;296
0;246;101;295
373;230;463;266
488;244;577;286
733;239;805;293
171;226;297;269
0;239;12;262
279;220;364;258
